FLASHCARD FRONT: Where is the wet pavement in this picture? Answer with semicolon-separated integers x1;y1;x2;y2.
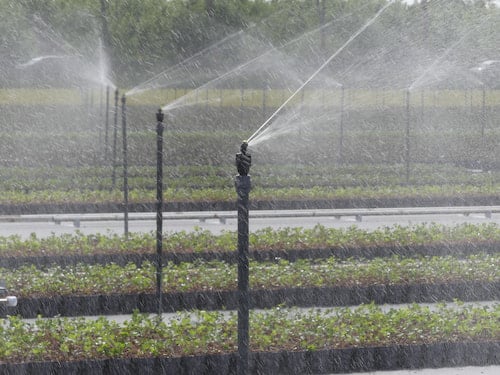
336;366;500;374
0;209;498;239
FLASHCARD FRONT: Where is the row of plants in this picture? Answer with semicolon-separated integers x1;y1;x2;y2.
0;126;498;171
0;163;498;192
1;223;499;258
0;224;497;370
2;253;498;298
0;303;498;363
0;184;499;207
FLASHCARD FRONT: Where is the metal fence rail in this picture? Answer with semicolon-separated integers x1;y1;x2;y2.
0;206;498;228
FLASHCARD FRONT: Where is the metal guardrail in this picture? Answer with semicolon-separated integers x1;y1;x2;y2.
0;206;498;228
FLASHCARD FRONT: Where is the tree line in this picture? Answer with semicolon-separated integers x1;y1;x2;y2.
0;0;497;87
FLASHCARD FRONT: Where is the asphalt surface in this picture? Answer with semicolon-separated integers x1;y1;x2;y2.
336;367;500;374
0;209;498;239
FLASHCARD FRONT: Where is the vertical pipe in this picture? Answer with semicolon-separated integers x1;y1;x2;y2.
240;84;245;128
470;89;473;114
420;89;424;123
99;86;103;145
405;89;411;184
338;85;345;165
88;89;94;130
156;109;165;317
262;86;267;122
104;86;110;161
121;95;128;238
235;174;251;375
206;87;209;111
112;89;119;189
481;86;486;141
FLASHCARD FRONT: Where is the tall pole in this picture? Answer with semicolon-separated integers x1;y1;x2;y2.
112;89;119;189
405;89;411;185
235;141;251;375
481;85;486;142
99;86;103;145
156;109;165;317
104;86;110;161
338;85;345;165
121;95;129;238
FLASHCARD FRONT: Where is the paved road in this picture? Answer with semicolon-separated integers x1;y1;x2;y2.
336;366;500;374
0;210;498;239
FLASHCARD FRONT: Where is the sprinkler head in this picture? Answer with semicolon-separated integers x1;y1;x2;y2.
236;140;251;176
0;296;17;307
0;286;16;307
156;108;164;122
241;140;248;153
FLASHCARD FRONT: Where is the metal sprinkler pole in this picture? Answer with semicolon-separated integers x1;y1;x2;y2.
235;141;251;375
481;85;486;142
121;95;129;238
99;86;103;145
156;109;165;317
104;86;110;161
112;89;119;189
405;89;411;184
338;84;345;165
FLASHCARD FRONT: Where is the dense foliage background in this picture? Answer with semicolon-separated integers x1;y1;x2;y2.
1;0;498;87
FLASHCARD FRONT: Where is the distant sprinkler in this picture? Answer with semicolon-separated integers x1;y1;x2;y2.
16;54;76;69
0;286;17;307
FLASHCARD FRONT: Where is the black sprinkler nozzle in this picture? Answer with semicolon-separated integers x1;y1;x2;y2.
156;108;164;123
236;140;251;176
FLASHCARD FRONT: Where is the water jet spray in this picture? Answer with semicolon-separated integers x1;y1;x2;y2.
246;1;393;145
158;4;370;115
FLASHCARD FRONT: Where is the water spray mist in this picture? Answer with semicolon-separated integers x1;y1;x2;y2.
246;1;393;145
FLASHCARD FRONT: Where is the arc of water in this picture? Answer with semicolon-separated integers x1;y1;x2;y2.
126;7;300;97
408;14;491;91
31;14;82;56
16;55;75;68
160;15;344;113
126;30;246;97
247;1;393;144
160;2;374;114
